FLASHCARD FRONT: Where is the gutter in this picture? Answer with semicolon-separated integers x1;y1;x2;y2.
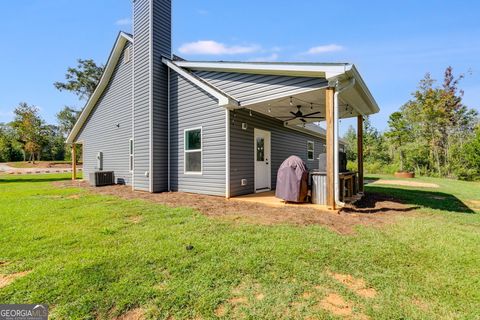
334;78;356;208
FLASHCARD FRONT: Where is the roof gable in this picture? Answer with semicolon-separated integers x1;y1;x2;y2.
66;32;132;143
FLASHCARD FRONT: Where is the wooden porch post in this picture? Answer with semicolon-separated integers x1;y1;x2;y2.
325;87;336;210
71;144;77;181
357;115;364;193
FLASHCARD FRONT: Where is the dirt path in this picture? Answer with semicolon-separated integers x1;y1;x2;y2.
370;179;439;188
0;163;82;175
56;181;419;234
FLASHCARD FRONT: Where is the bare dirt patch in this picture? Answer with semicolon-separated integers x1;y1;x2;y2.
55;181;418;234
128;215;143;224
371;179;439;188
319;293;354;317
0;271;31;289
466;200;480;211
328;272;377;299
319;293;369;319
7;161;82;169
113;308;144;320
255;293;265;301
214;304;227;317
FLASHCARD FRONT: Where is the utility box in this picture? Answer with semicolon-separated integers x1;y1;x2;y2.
89;171;115;187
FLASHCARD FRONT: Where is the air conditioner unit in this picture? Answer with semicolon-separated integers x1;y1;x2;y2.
89;171;115;187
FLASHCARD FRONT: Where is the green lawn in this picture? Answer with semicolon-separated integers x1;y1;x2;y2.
0;174;479;319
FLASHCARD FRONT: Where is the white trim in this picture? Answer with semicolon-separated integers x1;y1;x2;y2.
175;61;379;115
148;0;153;193
253;128;271;193
183;127;203;175
225;109;230;198
175;61;348;79
307;140;315;161
131;21;135;190
167;67;171;191
66;32;133;144
162;58;239;108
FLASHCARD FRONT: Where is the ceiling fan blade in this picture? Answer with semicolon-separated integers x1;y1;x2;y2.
302;111;321;117
304;116;325;119
290;111;297;117
300;118;307;123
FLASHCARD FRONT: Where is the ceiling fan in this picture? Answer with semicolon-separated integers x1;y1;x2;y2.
277;105;324;123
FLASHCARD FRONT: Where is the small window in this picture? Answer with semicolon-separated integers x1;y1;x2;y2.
124;47;131;63
184;128;202;174
307;141;315;161
256;137;265;161
129;138;134;172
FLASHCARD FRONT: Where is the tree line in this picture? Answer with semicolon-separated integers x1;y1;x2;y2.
344;67;480;180
0;59;103;163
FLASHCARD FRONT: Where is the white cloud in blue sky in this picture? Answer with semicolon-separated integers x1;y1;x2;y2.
178;40;260;55
304;44;344;55
115;18;132;26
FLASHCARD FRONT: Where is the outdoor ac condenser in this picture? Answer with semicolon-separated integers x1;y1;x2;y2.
89;171;115;187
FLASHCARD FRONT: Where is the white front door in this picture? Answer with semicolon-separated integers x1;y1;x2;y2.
254;128;271;193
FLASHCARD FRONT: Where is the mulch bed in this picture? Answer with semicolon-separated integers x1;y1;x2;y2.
55;181;419;234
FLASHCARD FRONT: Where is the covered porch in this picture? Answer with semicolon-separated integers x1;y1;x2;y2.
173;60;379;210
239;85;367;210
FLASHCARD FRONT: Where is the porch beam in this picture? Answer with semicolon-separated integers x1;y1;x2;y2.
357;115;364;193
325;87;336;210
71;144;77;181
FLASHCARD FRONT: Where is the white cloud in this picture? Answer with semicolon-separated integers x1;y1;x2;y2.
248;53;279;62
115;18;132;26
305;44;344;55
178;40;260;55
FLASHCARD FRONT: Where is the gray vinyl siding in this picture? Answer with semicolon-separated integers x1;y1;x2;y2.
230;109;325;197
151;0;171;192
169;71;226;196
76;42;132;185
194;71;328;106
132;0;151;191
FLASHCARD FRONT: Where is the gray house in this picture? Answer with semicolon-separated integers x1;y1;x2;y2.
67;0;379;209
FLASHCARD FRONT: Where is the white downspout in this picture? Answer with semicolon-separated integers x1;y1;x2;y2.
334;78;355;207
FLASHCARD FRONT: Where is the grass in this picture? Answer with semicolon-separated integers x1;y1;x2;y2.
0;174;479;319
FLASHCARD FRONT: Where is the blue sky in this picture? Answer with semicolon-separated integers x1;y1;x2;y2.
0;0;479;135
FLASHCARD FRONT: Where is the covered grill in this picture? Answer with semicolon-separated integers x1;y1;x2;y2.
275;155;309;203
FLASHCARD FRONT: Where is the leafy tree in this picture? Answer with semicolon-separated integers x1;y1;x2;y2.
54;59;104;100
42;125;66;161
343;125;357;162
56;106;80;137
385;111;410;171
462;125;480;179
11;103;45;163
362;116;390;165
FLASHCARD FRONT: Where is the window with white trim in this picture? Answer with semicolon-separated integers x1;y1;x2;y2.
307;141;315;161
184;128;202;173
129;138;134;172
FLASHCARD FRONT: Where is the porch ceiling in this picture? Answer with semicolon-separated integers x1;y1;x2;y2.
245;88;359;126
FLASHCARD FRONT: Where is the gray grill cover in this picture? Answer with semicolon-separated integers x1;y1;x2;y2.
275;155;309;203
